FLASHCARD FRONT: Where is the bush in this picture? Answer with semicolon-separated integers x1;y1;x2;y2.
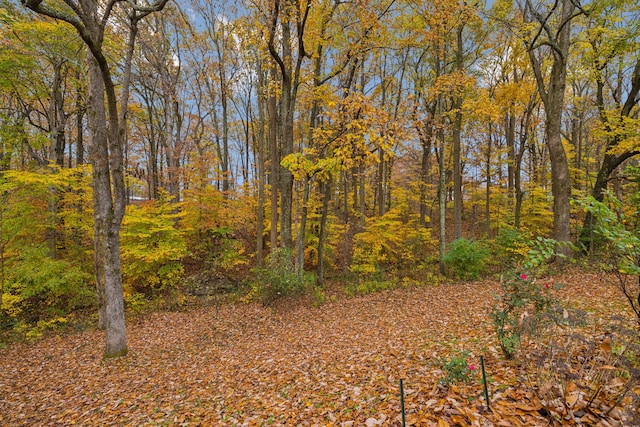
120;190;187;297
489;227;532;270
346;276;395;296
443;238;489;280
438;350;477;385
579;194;640;325
491;272;560;358
350;207;433;276
255;249;314;305
524;315;639;425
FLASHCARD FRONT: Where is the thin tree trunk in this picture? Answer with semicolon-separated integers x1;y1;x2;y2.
438;130;447;276
485;125;492;238
452;24;464;240
256;63;267;266
317;176;331;285
268;66;279;252
296;178;310;274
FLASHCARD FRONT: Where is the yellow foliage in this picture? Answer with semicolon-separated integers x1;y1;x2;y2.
351;202;433;275
1;293;23;317
25;317;68;338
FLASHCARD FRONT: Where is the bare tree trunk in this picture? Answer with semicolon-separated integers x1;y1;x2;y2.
452;24;464;240
295;178;310;274
23;0;169;358
526;0;576;253
256;62;267;266
485;125;492;238
49;61;67;167
581;59;640;247
76;82;85;166
268;66;279;252
317;176;331;285
438;127;447;276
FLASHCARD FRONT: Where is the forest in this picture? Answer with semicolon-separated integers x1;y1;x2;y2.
1;0;640;424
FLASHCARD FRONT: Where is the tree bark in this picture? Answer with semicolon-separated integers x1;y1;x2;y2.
452;24;464;240
580;59;640;247
22;0;169;358
526;0;575;252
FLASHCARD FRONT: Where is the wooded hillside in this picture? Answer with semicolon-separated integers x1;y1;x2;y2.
0;0;639;356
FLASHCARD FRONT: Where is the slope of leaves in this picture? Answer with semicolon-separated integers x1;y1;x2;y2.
0;271;637;426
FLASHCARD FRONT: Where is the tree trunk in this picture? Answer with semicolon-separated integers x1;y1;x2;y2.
256;62;267;266
317;176;331;285
580;59;640;247
527;0;575;252
437;126;447;276
506;109;516;201
76;83;85;166
295;178;310;274
452;24;464;240
419;133;432;227
267;66;279;252
485;125;492;238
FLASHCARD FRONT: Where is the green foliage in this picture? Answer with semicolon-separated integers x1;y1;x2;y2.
491;272;561;358
443;238;489;280
346;275;395;296
255;248;314;305
488;227;532;270
23;316;68;339
120;190;187;297
579;193;640;322
0;167;94;332
123;292;148;314
523;236;574;269
438;350;477;385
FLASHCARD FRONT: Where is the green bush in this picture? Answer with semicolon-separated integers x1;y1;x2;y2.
491;272;560;358
579;193;640;324
438;350;477;385
443;238;489;280
346;276;395;296
255;249;314;305
489;227;532;269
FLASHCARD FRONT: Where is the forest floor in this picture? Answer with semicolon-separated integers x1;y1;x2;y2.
1;269;639;426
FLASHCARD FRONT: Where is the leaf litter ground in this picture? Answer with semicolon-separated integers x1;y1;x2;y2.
0;270;637;426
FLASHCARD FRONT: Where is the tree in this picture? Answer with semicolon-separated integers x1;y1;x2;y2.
21;0;169;357
579;0;640;248
266;0;311;251
521;0;580;252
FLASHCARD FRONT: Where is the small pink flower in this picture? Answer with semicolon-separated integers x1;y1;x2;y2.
520;274;528;280
544;283;550;289
469;364;475;371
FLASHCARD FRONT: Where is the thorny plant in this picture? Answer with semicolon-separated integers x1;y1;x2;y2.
438;350;477;385
491;272;560;359
524;313;640;424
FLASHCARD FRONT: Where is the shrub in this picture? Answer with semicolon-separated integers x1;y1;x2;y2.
489;227;532;270
346;276;395;296
255;248;314;305
438;350;477;385
491;272;560;358
120;190;187;297
524;315;640;425
579;194;640;326
443;238;489;280
350;207;433;276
